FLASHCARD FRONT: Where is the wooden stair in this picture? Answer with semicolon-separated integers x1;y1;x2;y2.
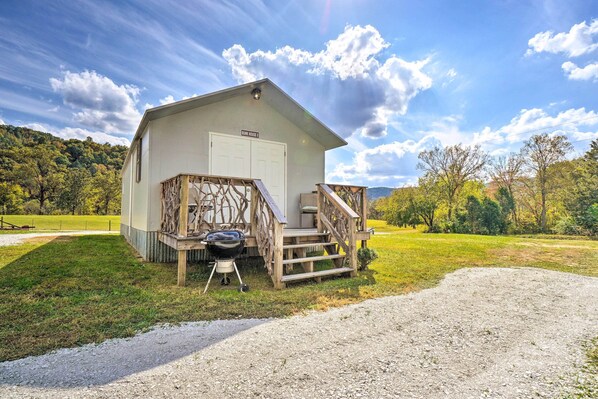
281;267;353;283
282;253;345;265
278;229;354;285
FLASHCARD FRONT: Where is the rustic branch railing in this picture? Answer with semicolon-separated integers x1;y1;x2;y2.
160;174;286;288
188;175;254;235
160;175;181;235
252;180;287;287
316;184;359;275
325;184;367;232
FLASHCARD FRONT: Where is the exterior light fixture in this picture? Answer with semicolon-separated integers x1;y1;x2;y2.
251;88;262;100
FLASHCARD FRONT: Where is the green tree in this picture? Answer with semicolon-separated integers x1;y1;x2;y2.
13;145;66;214
479;197;505;235
409;177;441;231
382;187;421;228
57;168;91;215
495;187;515;228
461;195;506;235
564;139;598;235
418;144;489;222
521;133;573;232
90;167;121;215
0;182;25;214
489;153;523;226
464;195;482;233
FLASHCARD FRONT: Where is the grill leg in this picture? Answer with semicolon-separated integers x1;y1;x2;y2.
203;263;218;294
233;261;243;285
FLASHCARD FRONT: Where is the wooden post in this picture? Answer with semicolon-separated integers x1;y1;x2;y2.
250;185;257;237
179;175;189;238
177;250;187;287
272;221;285;289
316;185;322;234
361;187;368;248
348;218;358;277
178;175;190;287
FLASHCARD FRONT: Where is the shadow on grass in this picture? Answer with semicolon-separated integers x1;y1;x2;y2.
0;235;378;387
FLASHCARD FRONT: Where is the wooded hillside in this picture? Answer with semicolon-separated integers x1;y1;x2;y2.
0;124;128;215
371;135;598;236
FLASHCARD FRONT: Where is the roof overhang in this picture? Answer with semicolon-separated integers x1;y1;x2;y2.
123;79;347;167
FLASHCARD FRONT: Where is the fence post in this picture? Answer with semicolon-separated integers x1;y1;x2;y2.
109;220;112;231
60;220;62;230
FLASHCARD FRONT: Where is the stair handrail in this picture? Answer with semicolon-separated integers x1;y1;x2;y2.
251;179;287;289
325;184;368;232
316;184;359;275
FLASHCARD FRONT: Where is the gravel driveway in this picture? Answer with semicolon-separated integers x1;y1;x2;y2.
1;267;597;398
0;231;118;247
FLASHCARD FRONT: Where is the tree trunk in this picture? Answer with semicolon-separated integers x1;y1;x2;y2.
540;189;547;232
38;188;45;215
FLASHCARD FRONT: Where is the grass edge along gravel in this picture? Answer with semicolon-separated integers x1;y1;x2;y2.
0;220;596;362
0;215;120;232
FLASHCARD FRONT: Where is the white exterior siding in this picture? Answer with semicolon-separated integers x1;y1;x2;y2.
146;95;324;230
121;126;151;232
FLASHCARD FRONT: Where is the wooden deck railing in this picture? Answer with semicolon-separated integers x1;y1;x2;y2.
325;184;368;232
251;180;287;289
316;184;360;276
160;174;286;287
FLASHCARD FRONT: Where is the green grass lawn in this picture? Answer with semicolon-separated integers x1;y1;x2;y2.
0;220;596;362
0;215;120;232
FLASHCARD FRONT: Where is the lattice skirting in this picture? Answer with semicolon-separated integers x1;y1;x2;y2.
120;224;260;262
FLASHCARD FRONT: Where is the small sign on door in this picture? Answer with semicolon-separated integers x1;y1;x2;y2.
241;130;259;138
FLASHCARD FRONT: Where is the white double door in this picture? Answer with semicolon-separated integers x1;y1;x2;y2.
209;133;286;215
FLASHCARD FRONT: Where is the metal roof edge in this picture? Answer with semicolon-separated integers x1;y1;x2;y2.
122;78;347;169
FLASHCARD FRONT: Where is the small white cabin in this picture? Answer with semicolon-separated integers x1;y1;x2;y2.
121;79;370;289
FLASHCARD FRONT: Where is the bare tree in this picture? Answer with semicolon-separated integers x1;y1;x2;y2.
489;153;524;225
521;133;573;232
418;144;489;221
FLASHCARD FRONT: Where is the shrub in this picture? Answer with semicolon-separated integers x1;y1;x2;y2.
357;247;378;271
554;216;584;236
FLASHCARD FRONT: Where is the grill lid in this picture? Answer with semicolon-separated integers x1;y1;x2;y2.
205;230;245;242
204;230;245;259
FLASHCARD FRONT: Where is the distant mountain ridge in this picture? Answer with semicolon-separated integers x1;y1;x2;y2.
367;187;394;200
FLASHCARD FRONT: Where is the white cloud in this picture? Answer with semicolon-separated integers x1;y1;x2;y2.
327;136;439;186
58;127;130;146
419;115;470;147
156;93;199;107
498;107;598;142
223;24;432;139
562;61;598;81
23;122;130;146
159;95;175;105
0;118;4;125
326;107;598;186
50;70;142;134
442;68;458;87
526;20;598;57
466;107;598;157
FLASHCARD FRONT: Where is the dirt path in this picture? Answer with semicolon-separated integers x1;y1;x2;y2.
0;231;118;247
1;267;596;398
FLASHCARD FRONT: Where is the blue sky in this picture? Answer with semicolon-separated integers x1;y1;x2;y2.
1;0;597;187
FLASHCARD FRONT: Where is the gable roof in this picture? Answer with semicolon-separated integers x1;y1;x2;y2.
124;78;347;165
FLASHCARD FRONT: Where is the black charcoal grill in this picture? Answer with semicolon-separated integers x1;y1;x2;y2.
202;230;248;293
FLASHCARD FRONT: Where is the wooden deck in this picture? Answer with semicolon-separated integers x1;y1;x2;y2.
159;174;370;289
158;228;371;251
